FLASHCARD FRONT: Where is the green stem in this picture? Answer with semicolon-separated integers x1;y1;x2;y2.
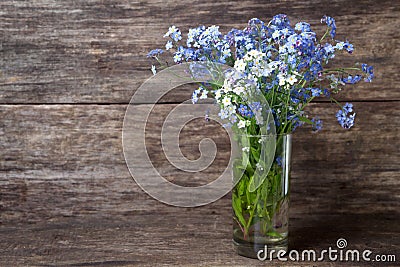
245;191;260;233
284;86;290;129
329;97;343;108
323;67;361;73
320;28;330;43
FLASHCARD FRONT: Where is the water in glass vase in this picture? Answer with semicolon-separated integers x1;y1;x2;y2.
232;134;291;259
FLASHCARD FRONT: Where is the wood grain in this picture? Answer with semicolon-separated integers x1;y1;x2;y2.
0;0;399;265
0;103;399;265
0;0;399;103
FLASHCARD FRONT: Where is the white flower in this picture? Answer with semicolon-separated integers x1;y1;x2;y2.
164;25;177;37
165;41;173;50
151;65;157;75
227;105;236;114
234;59;247;72
248;50;259;57
218;108;229;119
233;86;245;95
287;43;295;53
222;97;231;107
237;120;246;129
262;64;273;77
256;163;264;171
287;75;298;85
250;66;262;77
254;111;263;125
215;90;222;100
223;79;233;93
278;74;286;86
245;50;263;60
272;30;280;39
200;89;208;99
243;53;251;61
287;34;296;43
247;73;258;83
242;147;250;152
335;42;345;50
269;61;279;69
222;49;231;57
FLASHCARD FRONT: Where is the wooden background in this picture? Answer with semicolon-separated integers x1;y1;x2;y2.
0;0;399;266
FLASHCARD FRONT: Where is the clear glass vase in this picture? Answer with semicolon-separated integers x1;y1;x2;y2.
232;134;291;259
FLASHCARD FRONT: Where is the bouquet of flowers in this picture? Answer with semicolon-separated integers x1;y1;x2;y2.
147;14;374;257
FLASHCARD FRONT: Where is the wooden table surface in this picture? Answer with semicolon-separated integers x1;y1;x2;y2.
1;0;399;266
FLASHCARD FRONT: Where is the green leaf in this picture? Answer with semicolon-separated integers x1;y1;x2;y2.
240;135;251;167
251;147;260;162
248;170;268;192
238;178;246;196
298;116;313;124
233;160;244;179
242;152;249;167
232;196;246;227
245;162;254;174
266;231;284;238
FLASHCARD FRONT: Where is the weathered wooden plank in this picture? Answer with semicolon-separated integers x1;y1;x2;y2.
0;0;399;103
0;103;398;224
0;0;399;264
0;101;399;265
1;102;398;176
0;209;398;266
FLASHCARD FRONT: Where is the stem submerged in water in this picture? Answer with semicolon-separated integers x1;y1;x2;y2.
233;134;290;242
